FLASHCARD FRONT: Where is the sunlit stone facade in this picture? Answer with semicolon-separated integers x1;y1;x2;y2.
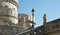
0;0;19;35
0;0;18;24
18;14;35;29
0;0;35;35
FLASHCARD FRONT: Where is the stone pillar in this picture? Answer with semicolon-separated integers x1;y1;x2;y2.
43;14;47;25
43;14;47;32
0;0;18;25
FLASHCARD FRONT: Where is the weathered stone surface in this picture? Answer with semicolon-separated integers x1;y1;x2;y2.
0;0;18;24
0;25;28;35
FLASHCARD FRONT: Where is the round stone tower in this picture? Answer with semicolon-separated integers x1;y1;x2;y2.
0;0;18;25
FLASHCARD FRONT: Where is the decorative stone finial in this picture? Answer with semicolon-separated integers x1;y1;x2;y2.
43;14;47;23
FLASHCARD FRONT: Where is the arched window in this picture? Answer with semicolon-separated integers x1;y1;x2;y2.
10;10;12;14
57;24;58;28
0;3;2;7
12;8;15;16
5;6;9;13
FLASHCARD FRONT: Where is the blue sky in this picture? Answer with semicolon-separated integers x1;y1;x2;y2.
18;0;60;27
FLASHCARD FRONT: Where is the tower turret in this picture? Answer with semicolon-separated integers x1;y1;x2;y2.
43;14;47;24
0;0;18;25
43;14;47;33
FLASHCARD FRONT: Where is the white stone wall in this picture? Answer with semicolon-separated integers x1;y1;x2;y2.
18;14;33;27
0;0;18;24
14;0;18;3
